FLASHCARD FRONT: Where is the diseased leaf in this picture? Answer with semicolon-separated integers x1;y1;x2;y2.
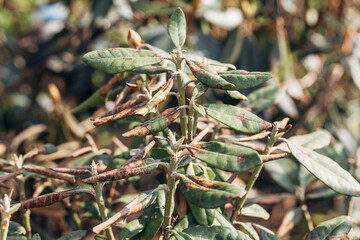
82;141;156;183
16;187;88;210
58;230;87;240
305;216;352;240
82;48;162;74
186;60;235;89
176;226;252;240
219;70;272;91
242;204;270;220
242;85;282;112
192;82;208;98
226;90;248;100
167;7;186;48
8;221;26;236
183;53;236;70
252;223;280;240
204;104;272;134
188;141;262;172
264;158;299;192
26;143;57;158
24;165;76;183
179;175;245;208
286;140;360;196
93;188;161;234
133;65;173;74
123;107;180;137
277;207;302;238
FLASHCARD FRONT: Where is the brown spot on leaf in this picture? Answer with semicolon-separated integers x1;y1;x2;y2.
241;71;250;75
188;175;218;188
238;154;246;162
237;114;249;122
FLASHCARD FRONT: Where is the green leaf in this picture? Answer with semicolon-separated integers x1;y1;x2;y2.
32;233;41;240
179;174;245;208
192;82;208;98
167;8;186;48
226;90;248;100
173;214;197;232
192;103;206;117
242;85;282;112
219;70;272;91
264;158;299;192
139;188;166;239
306;187;337;200
286;140;360;196
204;104;272;134
8;221;26;236
190;141;262;172
288;129;332;150
305;216;352;240
82;48;162;74
252;223;280;240
94;235;106;240
176;226;252;240
72;88;103;114
242;204;270;220
238;222;259;240
277;207;302;237
183;53;236;70
119;218;146;240
186;163;216;226
133;65;172;74
186;60;235;89
58;230;87;240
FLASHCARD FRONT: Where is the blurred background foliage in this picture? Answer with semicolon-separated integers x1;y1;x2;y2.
1;0;360;239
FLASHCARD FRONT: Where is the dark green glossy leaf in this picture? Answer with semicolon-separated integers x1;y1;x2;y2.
173;214;197;232
242;203;270;220
242;85;282;112
190;141;262;172
264;158;299;192
119;218;146;240
305;216;352;240
176;226;252;240
82;48;162;74
186;60;235;89
286;140;360;196
167;8;186;48
219;70;272;91
180;174;245;208
58;230;87;240
204;104;272;134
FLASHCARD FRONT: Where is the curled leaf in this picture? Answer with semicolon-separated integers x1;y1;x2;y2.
0;171;22;183
16;187;87;210
24;165;76;183
25;144;57;159
93;188;161;234
82;141;156;183
123;107;181;137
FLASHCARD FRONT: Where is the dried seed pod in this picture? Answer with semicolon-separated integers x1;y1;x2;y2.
16;188;80;210
133;76;174;116
82;141;155;183
123;107;181;137
24;165;76;183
